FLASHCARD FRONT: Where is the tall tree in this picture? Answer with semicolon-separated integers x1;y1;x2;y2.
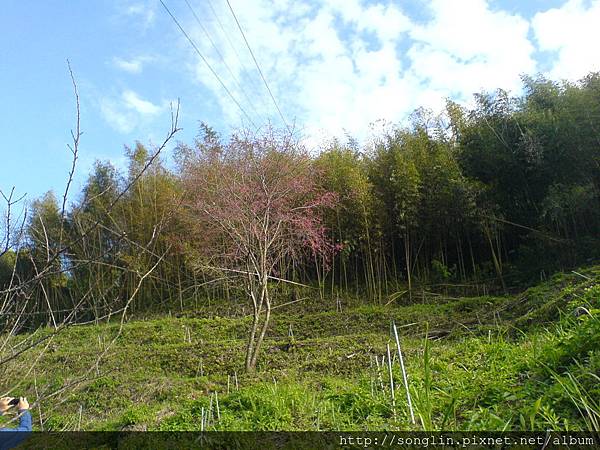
315;143;376;295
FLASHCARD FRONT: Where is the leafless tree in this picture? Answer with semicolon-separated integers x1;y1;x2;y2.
0;63;180;429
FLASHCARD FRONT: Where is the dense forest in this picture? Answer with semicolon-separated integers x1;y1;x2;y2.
2;74;598;324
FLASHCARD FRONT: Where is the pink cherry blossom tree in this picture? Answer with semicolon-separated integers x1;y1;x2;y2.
180;126;338;372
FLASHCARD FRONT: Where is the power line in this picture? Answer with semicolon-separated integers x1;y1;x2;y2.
159;0;257;129
205;0;270;113
183;0;266;125
224;0;291;133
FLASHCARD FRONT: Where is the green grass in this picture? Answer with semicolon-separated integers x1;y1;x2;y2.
1;265;599;431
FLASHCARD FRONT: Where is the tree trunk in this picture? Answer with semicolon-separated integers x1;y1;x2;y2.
245;302;259;372
247;282;271;372
404;230;412;302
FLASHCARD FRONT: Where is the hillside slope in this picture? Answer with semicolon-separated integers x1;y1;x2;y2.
2;266;599;432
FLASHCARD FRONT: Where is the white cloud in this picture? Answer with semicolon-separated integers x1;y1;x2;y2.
124;2;156;29
176;0;538;144
114;58;143;74
122;90;161;115
112;56;155;74
408;0;535;98
100;98;133;134
99;90;164;133
532;0;600;80
183;0;415;142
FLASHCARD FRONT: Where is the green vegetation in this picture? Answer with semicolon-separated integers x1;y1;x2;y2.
1;74;599;433
3;75;600;327
3;265;598;431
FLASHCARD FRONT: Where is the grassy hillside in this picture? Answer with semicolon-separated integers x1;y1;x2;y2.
2;266;599;432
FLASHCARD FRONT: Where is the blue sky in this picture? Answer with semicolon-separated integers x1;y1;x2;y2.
1;0;599;208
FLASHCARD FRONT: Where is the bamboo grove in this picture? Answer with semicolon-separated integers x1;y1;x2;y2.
1;74;599;327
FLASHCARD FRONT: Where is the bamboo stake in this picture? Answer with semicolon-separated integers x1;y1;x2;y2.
34;374;43;431
374;355;385;393
215;391;221;421
386;342;396;421
392;320;415;424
